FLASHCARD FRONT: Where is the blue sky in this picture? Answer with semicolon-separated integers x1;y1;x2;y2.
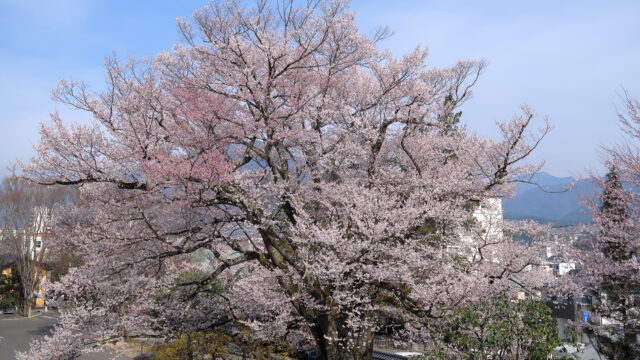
1;0;638;178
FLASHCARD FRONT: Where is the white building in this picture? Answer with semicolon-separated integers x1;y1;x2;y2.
553;262;576;276
451;198;504;261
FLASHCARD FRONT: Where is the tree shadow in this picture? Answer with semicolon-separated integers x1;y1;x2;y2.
27;323;55;336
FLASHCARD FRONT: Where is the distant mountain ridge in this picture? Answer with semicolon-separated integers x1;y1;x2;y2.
502;172;599;224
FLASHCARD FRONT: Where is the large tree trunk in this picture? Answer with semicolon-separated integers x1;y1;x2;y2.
310;313;374;360
22;298;32;318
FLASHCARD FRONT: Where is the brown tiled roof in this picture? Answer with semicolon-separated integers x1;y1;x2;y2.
0;253;17;268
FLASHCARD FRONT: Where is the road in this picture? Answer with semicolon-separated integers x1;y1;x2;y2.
0;313;131;360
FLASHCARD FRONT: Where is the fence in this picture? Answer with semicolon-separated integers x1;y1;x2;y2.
373;336;427;352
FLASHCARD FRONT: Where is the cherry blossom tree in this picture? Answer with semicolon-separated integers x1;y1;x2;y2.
583;96;640;359
18;1;555;359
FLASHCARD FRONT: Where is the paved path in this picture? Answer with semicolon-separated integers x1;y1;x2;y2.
0;313;131;360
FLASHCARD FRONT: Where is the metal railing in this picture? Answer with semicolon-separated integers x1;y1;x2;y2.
373;350;409;360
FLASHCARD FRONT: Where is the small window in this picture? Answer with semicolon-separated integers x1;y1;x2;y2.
35;240;42;248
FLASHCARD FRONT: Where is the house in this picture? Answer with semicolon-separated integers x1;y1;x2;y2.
0;252;52;308
0;253;16;276
0;206;55;309
540;255;576;276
